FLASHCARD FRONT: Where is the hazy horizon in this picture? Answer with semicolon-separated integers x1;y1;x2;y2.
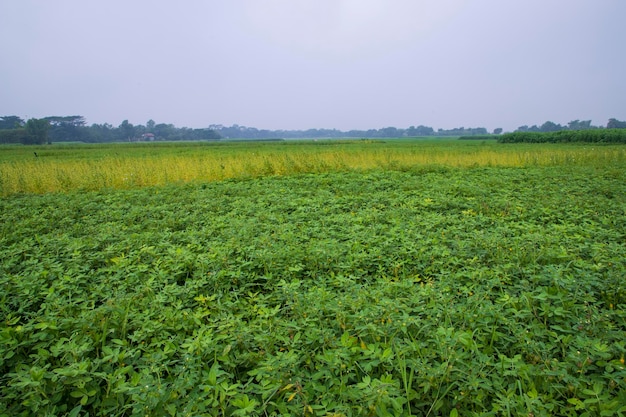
1;1;625;132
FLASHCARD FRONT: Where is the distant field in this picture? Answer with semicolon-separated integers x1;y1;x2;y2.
1;139;625;415
1;139;625;195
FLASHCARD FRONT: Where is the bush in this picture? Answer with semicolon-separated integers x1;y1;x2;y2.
499;129;626;144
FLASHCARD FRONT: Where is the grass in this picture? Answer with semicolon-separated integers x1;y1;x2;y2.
1;139;625;415
1;139;625;195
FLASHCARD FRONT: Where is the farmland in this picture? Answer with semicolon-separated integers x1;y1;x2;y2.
1;139;625;416
1;139;625;196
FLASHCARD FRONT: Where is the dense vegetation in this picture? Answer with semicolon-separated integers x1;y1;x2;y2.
0;116;221;145
0;115;490;144
2;114;626;144
2;140;625;196
498;129;626;144
1;140;625;415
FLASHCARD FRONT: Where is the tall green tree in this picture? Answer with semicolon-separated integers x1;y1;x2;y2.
153;123;177;140
567;120;592;130
24;118;50;145
0;115;25;129
45;116;87;142
540;121;562;132
119;120;135;141
607;118;626;129
405;125;434;136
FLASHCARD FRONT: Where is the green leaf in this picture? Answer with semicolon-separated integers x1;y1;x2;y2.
70;390;84;398
68;405;82;417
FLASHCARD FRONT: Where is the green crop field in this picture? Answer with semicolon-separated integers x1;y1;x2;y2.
1;139;625;416
1;139;624;196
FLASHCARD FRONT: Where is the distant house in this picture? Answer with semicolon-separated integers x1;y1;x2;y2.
141;133;155;141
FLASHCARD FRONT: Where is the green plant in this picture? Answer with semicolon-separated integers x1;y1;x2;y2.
1;160;625;415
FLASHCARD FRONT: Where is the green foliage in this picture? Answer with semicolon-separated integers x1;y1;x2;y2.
499;129;626;143
458;135;498;141
607;118;626;129
0;115;25;130
1;165;625;415
0;118;53;145
0;128;28;144
24;118;51;145
45;116;88;143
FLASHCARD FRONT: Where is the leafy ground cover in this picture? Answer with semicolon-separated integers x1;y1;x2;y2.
1;163;625;416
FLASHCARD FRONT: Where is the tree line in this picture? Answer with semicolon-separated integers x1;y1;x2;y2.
1;115;625;144
0;116;220;145
514;118;626;133
0;116;491;144
209;119;626;139
206;124;495;139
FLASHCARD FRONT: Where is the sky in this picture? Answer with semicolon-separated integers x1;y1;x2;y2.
1;1;625;132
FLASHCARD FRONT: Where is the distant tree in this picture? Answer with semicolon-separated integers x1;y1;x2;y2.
540;121;562;132
0;128;27;144
515;125;540;132
607;118;626;129
24;118;50;145
153;123;177;140
146;119;156;131
44;115;86;127
567;120;592;130
436;127;487;136
190;128;221;140
88;123;115;143
380;127;400;137
493;128;503;135
45;115;87;142
119;120;135;141
415;125;435;136
133;123;147;138
0;115;25;129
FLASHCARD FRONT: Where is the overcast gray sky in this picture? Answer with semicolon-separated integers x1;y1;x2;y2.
1;1;625;132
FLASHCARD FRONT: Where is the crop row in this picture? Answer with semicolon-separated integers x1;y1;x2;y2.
1;166;625;416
